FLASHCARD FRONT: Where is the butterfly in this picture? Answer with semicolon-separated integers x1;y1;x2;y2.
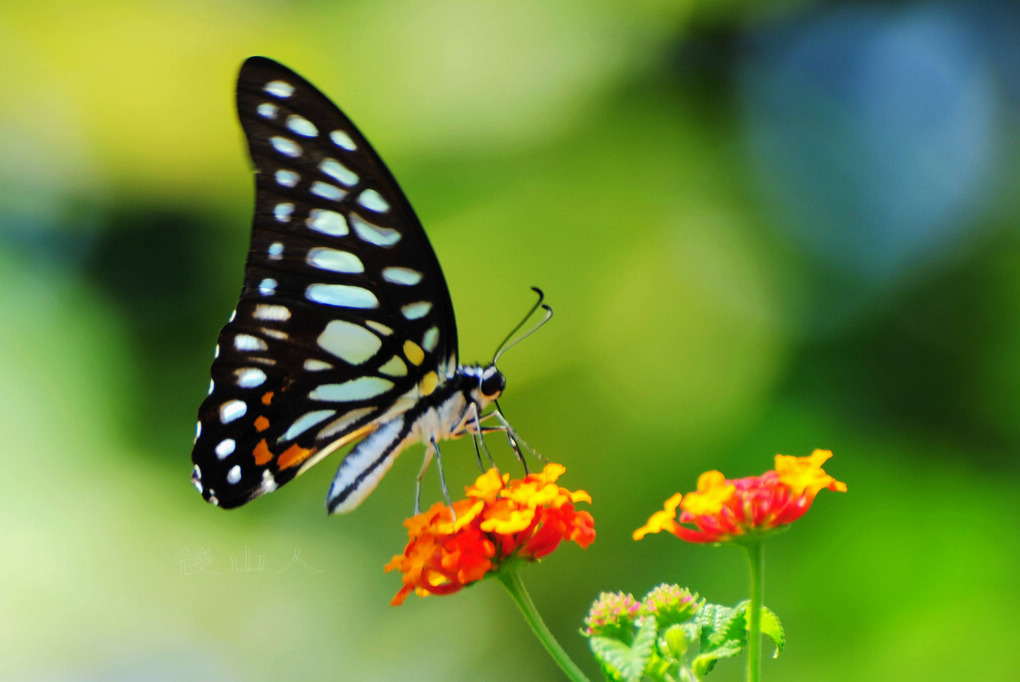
191;57;547;514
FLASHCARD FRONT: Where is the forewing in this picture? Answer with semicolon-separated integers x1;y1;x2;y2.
191;57;459;509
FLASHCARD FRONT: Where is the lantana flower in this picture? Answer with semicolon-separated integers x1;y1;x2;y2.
634;449;846;545
641;584;701;629
583;591;642;638
386;463;595;605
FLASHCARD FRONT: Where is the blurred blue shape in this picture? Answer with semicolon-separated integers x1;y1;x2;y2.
739;3;1002;287
0;208;98;277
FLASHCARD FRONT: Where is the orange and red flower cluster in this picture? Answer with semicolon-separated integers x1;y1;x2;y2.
634;449;846;544
386;463;595;605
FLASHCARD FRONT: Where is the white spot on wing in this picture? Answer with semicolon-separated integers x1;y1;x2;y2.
310;377;393;402
366;320;393;336
330;130;357;150
382;267;422;286
320;158;359;186
270;136;302;158
401;301;432;320
215;439;236;459
274;203;294;223
281;409;336;442
235;367;267;387
235;334;268;352
304;358;333;371
268;242;284;260
220;400;247;423
317;319;381;365
306;247;364;274
264;80;295;98
306;284;378;309
254;304;291;321
275;169;299;187
311;181;346;201
227;465;242;485
261;328;288;341
318;407;375;440
306;209;348;236
378;355;408;377
286;114;318;137
350;214;400;246
257;103;278;119
422;326;439;352
195;421;202;439
259;278;277;296
357;189;390;213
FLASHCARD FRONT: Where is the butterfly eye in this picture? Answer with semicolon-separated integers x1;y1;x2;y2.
479;369;506;399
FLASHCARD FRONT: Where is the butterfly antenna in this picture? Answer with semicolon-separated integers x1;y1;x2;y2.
492;287;553;364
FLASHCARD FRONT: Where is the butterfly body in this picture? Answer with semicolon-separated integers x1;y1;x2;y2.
325;363;504;513
190;57;515;514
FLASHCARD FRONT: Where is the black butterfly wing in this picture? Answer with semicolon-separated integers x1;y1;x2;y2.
191;57;458;509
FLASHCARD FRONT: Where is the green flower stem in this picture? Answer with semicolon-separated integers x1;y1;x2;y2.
497;566;590;682
744;541;765;682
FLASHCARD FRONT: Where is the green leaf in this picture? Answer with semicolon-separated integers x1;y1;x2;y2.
660;623;690;660
697;603;747;653
688;603;748;676
643;654;673;681
692;639;745;677
588;637;628;681
588;617;658;682
755;606;785;657
727;601;786;658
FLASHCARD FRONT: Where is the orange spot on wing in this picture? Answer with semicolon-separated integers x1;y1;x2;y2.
292;422;380;475
261;391;274;406
253;438;273;466
254;416;270;432
342;423;379;448
278;444;314;471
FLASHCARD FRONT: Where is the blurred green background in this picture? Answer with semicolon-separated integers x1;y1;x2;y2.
3;1;1019;680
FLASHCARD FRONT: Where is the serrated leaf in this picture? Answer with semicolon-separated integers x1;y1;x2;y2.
734;602;785;658
758;607;785;657
697;603;747;653
644;655;673;681
589;636;631;681
691;639;744;677
588;617;658;682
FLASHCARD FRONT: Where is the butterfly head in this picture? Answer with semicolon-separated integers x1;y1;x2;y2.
479;365;507;399
464;364;506;406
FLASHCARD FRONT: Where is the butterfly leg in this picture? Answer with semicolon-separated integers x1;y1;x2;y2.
413;439;434;515
455;407;543;475
476;410;545;475
502;422;527;474
467;402;497;470
413;437;454;515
